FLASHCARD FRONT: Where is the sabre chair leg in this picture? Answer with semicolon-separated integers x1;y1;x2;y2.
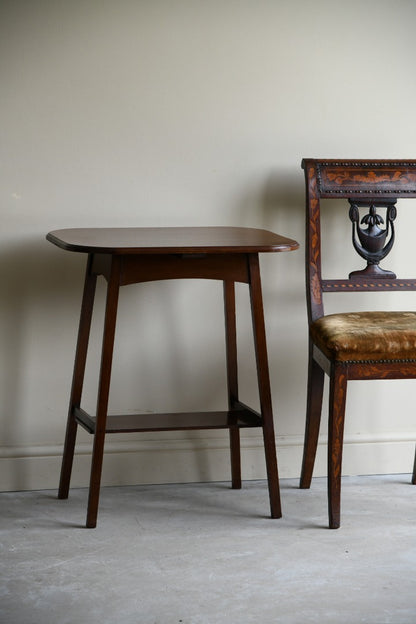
86;258;121;528
223;280;241;489
248;254;282;519
59;256;97;500
300;350;325;489
327;365;348;529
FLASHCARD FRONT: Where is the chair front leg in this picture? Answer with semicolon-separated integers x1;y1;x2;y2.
300;347;325;489
328;364;348;529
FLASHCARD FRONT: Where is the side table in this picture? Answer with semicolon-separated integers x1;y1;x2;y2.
47;227;299;527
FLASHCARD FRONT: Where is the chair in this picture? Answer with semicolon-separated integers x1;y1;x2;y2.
299;159;416;528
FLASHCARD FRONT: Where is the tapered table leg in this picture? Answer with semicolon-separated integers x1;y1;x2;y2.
86;257;121;528
223;280;241;489
59;256;97;499
248;254;282;519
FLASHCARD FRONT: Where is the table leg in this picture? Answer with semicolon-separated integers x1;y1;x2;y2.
248;254;282;519
59;255;97;499
223;280;241;489
86;257;121;528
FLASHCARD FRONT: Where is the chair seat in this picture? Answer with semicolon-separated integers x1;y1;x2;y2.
310;311;416;362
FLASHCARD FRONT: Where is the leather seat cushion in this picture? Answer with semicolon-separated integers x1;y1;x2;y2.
310;311;416;362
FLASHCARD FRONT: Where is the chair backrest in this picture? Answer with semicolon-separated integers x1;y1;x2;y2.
302;159;416;323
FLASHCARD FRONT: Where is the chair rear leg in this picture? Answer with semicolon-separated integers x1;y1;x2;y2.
328;366;348;529
300;352;325;489
412;447;416;485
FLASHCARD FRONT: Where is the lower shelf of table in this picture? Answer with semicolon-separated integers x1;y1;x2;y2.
74;404;262;434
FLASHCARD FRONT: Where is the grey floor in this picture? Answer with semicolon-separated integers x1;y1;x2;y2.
1;475;415;624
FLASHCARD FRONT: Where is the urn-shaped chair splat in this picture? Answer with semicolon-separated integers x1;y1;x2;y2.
348;200;397;279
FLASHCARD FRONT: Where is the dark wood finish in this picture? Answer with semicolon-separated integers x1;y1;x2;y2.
86;256;121;528
224;280;242;489
46;227;298;255
248;253;281;518
301;159;416;528
58;255;97;500
348;200;397;278
327;365;347;530
74;406;262;433
299;351;325;490
49;227;298;527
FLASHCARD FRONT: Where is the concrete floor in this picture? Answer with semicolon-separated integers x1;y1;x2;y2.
1;475;415;624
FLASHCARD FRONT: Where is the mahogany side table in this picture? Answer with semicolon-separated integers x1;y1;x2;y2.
47;227;299;527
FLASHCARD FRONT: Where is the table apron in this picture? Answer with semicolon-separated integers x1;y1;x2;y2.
91;252;252;285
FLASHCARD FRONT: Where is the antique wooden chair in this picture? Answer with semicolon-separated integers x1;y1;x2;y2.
300;159;416;528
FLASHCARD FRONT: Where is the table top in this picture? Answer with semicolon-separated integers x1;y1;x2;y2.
46;227;299;255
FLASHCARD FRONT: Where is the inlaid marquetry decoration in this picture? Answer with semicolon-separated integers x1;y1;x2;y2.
348;200;397;279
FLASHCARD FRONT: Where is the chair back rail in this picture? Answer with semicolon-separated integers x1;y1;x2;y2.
302;159;416;323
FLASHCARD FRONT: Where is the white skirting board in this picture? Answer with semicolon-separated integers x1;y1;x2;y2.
0;433;415;492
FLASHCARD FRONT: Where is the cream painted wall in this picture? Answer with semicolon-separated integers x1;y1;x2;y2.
2;0;416;491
